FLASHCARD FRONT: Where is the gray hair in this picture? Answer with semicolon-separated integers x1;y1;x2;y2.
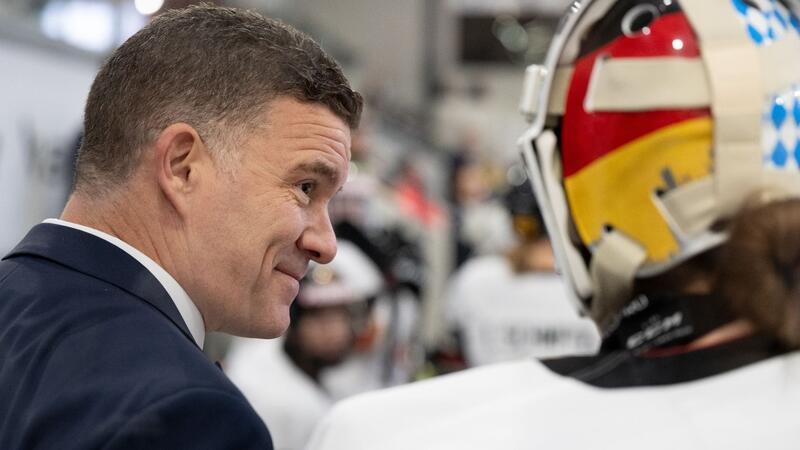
76;4;362;194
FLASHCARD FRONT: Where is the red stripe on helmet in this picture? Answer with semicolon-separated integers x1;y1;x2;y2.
561;11;710;178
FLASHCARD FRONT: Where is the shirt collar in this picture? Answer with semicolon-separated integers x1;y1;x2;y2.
43;218;206;348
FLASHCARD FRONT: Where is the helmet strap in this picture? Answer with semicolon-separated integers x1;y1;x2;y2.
589;229;647;332
681;0;763;215
600;291;737;353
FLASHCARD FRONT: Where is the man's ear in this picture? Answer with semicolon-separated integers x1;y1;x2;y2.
153;123;210;217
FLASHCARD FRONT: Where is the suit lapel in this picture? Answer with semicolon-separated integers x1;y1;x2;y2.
3;223;198;347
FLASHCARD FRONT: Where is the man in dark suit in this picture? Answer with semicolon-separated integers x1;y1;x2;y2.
0;5;362;449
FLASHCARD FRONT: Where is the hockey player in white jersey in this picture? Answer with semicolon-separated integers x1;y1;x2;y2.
306;0;800;449
445;177;600;365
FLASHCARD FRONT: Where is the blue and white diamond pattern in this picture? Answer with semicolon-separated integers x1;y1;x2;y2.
763;85;800;170
731;0;800;46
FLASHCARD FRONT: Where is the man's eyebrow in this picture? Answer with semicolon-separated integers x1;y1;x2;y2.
293;160;340;184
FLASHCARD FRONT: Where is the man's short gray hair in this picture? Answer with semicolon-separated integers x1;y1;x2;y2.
76;4;363;194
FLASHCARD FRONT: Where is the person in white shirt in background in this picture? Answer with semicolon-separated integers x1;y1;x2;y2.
445;170;600;367
225;241;382;450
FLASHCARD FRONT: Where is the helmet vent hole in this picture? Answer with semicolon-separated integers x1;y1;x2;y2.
742;0;761;11
622;4;661;37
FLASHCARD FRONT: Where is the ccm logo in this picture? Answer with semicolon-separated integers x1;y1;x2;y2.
626;312;683;349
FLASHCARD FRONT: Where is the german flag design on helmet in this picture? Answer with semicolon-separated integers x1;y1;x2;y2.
518;0;800;324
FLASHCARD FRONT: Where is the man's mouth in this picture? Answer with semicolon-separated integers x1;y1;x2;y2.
275;266;307;282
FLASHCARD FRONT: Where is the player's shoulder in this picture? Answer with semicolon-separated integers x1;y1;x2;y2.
307;359;564;450
457;255;509;279
448;256;511;301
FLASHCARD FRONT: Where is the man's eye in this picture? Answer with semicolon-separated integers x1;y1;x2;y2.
300;181;316;196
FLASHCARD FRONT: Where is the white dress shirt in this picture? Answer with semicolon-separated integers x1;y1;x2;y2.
44;218;206;348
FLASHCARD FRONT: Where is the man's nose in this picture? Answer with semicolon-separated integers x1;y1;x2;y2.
298;209;337;264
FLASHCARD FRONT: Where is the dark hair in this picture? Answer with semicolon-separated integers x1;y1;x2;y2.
628;198;800;348
717;198;800;348
634;199;800;348
76;4;362;193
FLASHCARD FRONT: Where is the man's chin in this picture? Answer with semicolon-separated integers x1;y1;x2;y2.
259;317;291;339
226;311;291;339
235;326;288;340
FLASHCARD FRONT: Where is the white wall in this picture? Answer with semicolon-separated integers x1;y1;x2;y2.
432;67;528;165
289;0;427;110
0;22;98;253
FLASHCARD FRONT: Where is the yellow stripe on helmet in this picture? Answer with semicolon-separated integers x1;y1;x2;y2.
565;117;713;263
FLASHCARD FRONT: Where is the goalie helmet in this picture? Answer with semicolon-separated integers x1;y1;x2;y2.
518;0;800;326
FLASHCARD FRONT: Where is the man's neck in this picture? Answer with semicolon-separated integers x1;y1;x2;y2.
61;191;172;276
60;190;208;345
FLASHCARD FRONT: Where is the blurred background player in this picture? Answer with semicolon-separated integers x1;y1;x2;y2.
225;240;383;450
448;152;515;269
326;120;428;388
444;166;599;367
306;1;800;448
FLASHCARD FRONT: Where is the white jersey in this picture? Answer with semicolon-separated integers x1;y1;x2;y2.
446;256;600;364
307;349;800;450
226;337;331;450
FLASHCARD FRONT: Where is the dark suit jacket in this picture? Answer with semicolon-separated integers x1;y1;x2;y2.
0;224;273;449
